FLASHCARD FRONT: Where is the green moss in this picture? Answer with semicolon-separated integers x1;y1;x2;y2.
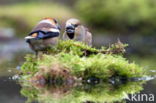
20;40;144;81
20;87;39;103
20;40;146;103
48;40;127;55
21;54;38;75
20;81;144;103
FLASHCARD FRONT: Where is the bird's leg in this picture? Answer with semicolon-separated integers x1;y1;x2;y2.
35;51;38;58
38;51;44;59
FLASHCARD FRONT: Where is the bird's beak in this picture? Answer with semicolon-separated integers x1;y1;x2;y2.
66;24;75;34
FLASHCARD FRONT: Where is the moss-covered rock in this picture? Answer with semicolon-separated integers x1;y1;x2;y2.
20;40;144;83
19;40;147;103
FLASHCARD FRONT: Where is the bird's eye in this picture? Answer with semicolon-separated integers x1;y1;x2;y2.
53;19;57;24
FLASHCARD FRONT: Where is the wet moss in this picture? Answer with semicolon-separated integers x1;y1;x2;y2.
19;40;146;103
20;40;144;82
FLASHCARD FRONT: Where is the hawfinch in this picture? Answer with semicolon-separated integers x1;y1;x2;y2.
63;18;92;46
25;18;61;54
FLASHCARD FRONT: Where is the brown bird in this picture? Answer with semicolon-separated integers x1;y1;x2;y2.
25;18;61;55
63;18;92;46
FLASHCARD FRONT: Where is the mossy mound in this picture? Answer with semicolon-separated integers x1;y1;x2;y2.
48;40;127;56
19;40;146;103
20;40;145;83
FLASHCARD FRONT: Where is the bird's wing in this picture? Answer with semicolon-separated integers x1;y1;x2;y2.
32;23;55;32
85;31;92;46
74;25;86;41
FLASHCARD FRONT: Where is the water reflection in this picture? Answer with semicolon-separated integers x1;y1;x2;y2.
19;76;145;103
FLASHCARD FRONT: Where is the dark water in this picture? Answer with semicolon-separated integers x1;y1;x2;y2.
0;77;26;103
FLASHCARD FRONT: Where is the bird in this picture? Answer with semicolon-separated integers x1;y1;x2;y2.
25;17;61;55
63;18;92;46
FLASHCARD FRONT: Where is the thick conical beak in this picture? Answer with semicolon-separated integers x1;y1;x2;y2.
66;24;75;34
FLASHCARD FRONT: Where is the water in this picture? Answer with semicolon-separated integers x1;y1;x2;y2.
0;76;26;103
0;38;29;103
1;74;155;103
0;38;156;103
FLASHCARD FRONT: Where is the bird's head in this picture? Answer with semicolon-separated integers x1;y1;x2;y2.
42;17;61;30
65;18;80;39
